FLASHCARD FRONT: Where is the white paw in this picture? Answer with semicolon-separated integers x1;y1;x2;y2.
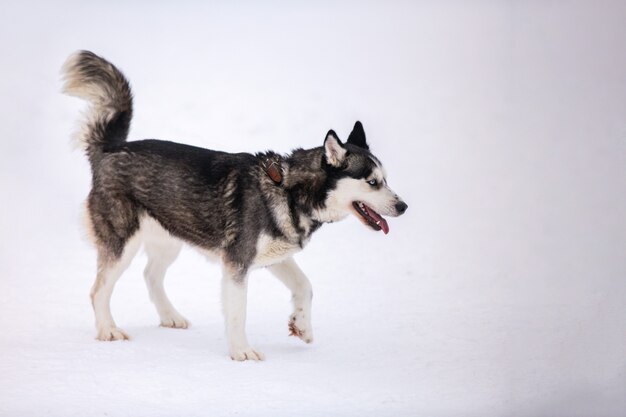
229;346;265;361
96;326;129;341
160;314;190;329
289;311;314;344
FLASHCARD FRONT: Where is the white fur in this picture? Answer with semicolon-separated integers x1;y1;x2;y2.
221;264;264;361
313;175;401;224
268;258;314;343
90;229;142;341
142;218;188;328
254;234;301;268
324;134;347;167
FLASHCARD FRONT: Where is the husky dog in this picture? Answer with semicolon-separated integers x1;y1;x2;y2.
62;51;407;361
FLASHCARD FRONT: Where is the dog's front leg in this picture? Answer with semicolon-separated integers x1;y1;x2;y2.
221;264;264;361
268;257;314;344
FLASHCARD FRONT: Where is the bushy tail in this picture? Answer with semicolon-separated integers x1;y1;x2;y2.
62;50;133;161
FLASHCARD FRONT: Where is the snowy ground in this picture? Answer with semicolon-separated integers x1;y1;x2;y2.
1;1;625;416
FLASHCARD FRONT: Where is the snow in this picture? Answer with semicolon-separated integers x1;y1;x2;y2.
1;1;625;416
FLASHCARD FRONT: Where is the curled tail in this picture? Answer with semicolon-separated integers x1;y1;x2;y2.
62;50;133;161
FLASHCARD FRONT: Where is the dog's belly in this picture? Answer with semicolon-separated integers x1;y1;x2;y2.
135;217;301;268
85;207;301;268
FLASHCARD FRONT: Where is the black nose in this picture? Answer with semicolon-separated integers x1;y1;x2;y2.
395;201;408;215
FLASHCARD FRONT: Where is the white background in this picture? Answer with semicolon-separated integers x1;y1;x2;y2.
1;1;625;416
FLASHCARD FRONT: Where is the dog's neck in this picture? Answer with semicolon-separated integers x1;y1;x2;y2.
253;149;325;246
283;147;346;225
256;147;351;245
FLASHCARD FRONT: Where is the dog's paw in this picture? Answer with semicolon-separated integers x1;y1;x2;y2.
160;314;190;329
96;326;130;341
229;346;265;361
288;312;314;344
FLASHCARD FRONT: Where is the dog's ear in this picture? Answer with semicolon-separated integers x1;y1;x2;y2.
346;121;369;150
324;130;347;167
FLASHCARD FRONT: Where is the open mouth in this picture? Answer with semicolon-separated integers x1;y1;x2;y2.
352;202;389;234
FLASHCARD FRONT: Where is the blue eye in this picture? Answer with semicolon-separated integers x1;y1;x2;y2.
367;179;377;186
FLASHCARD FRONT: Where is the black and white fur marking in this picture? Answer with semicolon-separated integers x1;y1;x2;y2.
62;50;407;361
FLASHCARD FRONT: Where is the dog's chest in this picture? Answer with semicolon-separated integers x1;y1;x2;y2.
253;234;303;267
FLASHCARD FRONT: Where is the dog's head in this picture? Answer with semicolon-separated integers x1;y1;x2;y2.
314;121;407;234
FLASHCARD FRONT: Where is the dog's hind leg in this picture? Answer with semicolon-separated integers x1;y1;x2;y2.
221;263;264;361
143;237;188;329
268;257;314;344
90;235;142;341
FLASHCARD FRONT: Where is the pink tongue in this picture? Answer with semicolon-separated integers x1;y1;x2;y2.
379;218;389;234
367;207;390;235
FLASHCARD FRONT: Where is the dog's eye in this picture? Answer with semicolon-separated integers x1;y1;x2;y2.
367;179;377;186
